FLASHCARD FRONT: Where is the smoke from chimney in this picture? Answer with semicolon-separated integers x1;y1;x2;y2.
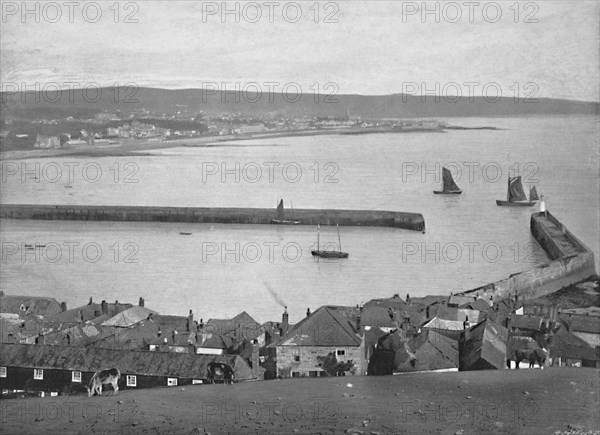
263;281;287;307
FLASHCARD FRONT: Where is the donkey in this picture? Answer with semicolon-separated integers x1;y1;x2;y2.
514;348;548;369
207;362;235;385
87;368;121;397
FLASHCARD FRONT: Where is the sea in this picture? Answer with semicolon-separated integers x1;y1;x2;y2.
1;116;598;324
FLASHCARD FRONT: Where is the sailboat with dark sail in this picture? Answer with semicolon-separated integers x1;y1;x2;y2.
433;167;462;194
496;176;538;206
270;199;301;225
311;224;349;258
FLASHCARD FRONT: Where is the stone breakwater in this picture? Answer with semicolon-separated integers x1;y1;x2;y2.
0;204;426;232
461;211;596;303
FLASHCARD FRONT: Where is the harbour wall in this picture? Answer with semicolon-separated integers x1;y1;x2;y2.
0;204;426;232
462;211;596;303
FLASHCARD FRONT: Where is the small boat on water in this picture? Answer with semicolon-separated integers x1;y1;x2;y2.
179;232;192;236
270;199;301;225
496;176;538;206
311;224;349;259
433;167;462;194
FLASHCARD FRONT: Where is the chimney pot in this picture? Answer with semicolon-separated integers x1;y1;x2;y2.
88;297;93;305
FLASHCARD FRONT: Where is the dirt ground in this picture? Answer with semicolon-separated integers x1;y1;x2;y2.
1;367;598;435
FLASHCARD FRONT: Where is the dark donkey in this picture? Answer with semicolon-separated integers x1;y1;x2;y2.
207;362;235;384
513;348;548;369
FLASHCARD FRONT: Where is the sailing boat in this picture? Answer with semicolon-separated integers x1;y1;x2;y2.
433;167;462;194
529;186;539;201
270;199;301;225
311;224;349;258
496;176;537;206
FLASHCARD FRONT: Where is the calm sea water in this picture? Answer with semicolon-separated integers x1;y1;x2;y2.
1;116;598;323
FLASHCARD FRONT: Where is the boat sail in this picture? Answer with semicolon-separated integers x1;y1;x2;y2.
270;199;301;225
496;176;537;206
529;186;539;201
311;224;349;258
433;167;462;194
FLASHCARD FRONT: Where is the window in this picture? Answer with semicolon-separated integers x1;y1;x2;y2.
72;371;81;383
291;371;301;378
192;379;203;385
336;349;346;360
127;375;137;387
309;371;318;378
167;378;177;386
0;367;6;378
292;348;300;362
34;369;43;380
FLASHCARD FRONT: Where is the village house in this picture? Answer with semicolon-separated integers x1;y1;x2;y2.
559;312;600;347
0;343;264;396
369;328;458;375
33;134;60;149
0;293;63;319
422;306;484;339
459;319;509;371
268;306;366;378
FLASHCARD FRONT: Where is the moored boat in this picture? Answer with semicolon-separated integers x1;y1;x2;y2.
270;199;301;225
311;224;349;258
433;167;462;194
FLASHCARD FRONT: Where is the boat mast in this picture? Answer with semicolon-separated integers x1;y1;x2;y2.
337;224;342;252
317;224;320;251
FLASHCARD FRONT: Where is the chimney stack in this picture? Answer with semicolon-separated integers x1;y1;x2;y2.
306;308;311;317
187;310;194;332
88;297;93;305
281;307;289;336
60;302;67;312
406;293;410;305
251;339;259;369
101;300;108;315
139;297;145;307
172;330;177;342
463;316;469;330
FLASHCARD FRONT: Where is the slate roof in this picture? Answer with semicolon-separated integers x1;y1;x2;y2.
268;306;361;348
448;295;476;307
101;306;157;327
561;313;600;334
509;315;546;332
46;302;132;326
423;318;466;332
435;306;483;323
398;330;459;372
0;295;62;317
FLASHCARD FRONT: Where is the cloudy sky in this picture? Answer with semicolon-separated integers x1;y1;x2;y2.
1;1;598;101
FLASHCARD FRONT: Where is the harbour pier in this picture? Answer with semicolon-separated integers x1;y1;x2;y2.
0;204;426;232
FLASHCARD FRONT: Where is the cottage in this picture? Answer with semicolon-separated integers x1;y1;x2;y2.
0;343;264;395
267;306;365;378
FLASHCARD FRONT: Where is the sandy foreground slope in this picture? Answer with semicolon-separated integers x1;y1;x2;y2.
1;368;598;435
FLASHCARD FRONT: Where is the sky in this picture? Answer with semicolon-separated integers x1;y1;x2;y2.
1;1;599;101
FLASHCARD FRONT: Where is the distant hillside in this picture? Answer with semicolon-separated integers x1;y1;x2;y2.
1;87;598;119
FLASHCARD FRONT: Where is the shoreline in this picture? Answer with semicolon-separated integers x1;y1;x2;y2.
0;124;489;160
